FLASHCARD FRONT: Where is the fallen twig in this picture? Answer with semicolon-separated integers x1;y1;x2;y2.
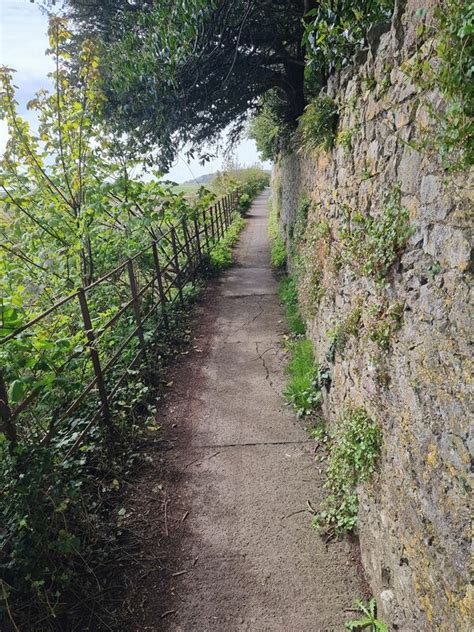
280;509;306;520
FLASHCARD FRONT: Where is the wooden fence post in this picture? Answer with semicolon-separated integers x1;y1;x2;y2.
77;288;110;423
127;259;147;357
170;226;184;306
152;242;169;329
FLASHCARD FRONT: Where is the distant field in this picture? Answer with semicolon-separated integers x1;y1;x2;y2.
171;182;200;195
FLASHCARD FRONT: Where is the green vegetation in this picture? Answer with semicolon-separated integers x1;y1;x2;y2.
339;186;412;282
212;166;270;201
298;96;339;153
208;215;246;270
412;1;473;169
0;298;201;629
302;1;395;80
171;182;200;195
278;277;305;335
248;90;291;162
283;339;321;418
362;75;377;92
65;0;308;169
268;198;287;269
313;407;382;534
271;237;287;269
366;302;403;352
336;128;355;153
0;21;268;626
345;598;388;631
327;301;363;361
289;196;312;245
278;273;322;418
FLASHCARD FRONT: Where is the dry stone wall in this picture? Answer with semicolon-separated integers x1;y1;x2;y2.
273;1;472;630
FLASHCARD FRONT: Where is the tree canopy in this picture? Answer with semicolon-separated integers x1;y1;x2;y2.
62;0;308;169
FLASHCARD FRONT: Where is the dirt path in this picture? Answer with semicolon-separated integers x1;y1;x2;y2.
127;190;365;631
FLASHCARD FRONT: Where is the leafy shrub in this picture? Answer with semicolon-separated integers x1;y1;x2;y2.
339;186;413;282
212;166;270;198
313;407;382;534
278;277;305;335
298;96;339;152
283;339;321;417
248;90;292;161
238;193;251;214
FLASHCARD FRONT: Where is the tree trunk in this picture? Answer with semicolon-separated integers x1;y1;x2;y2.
0;372;17;445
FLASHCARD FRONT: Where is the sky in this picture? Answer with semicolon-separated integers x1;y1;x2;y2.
0;0;270;182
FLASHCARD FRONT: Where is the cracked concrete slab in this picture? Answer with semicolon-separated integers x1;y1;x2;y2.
137;190;365;630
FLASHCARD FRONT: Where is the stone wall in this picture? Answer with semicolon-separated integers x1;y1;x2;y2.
273;1;472;629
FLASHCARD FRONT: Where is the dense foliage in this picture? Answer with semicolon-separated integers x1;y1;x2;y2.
61;0;308;169
250;0;395;159
302;0;394;82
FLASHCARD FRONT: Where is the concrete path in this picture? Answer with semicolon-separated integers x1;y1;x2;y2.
143;190;365;630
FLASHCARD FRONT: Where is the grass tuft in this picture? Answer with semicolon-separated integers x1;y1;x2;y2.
283;338;320;417
278;277;305;335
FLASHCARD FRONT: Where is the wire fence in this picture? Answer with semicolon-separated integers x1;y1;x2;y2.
0;190;240;451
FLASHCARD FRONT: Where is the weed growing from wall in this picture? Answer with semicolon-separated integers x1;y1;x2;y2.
339;185;412;283
298;96;339;153
336;128;355;153
326;299;363;361
313;407;382;534
289;196;312;245
365;301;403;352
